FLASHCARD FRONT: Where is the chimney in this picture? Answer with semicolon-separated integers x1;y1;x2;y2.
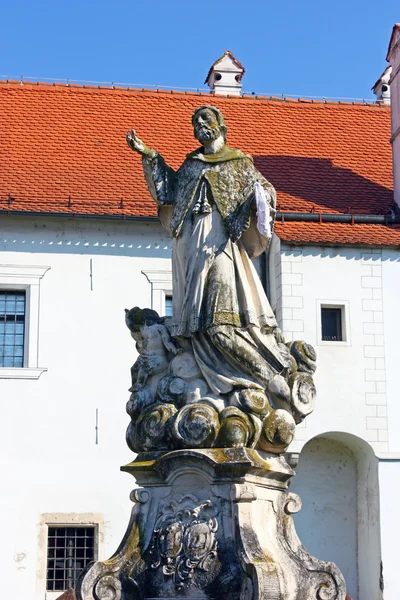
387;24;400;210
372;66;392;104
205;50;245;96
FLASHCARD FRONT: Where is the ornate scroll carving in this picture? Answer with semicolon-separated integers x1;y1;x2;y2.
170;404;220;448
124;305;318;454
77;450;346;600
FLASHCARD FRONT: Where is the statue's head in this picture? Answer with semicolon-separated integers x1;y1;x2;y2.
192;105;227;145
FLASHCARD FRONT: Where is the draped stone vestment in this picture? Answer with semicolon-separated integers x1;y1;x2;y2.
142;145;288;394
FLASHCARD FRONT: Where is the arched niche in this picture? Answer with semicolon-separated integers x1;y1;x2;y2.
289;432;382;600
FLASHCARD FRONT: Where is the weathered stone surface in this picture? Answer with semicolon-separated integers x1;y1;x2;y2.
75;107;347;599
124;106;319;455
125;305;317;454
76;449;346;600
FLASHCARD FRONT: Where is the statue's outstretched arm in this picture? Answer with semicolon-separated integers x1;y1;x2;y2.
126;128;175;208
126;129;157;158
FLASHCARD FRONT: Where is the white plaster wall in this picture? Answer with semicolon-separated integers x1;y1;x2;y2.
2;218;399;599
271;243;400;599
0;216;172;600
378;249;400;599
378;459;400;600
291;432;382;600
290;437;358;599
382;249;400;453
272;244;391;454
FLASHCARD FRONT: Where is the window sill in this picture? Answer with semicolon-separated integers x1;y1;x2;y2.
0;367;47;379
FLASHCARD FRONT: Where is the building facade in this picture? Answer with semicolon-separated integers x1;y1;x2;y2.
1;31;400;600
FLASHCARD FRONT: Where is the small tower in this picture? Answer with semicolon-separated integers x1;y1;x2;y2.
372;65;392;104
205;50;245;96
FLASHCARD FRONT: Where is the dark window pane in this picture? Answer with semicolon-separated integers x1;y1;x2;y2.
46;526;96;592
321;308;343;341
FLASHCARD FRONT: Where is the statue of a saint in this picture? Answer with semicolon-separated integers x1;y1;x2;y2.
75;107;342;600
127;106;290;393
126;106;316;451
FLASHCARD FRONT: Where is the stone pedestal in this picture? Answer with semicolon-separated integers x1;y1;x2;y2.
76;448;346;600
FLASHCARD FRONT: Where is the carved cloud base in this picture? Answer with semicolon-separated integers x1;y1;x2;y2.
76;449;346;600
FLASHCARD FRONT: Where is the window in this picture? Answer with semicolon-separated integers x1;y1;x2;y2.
38;513;103;598
316;300;350;346
0;291;25;367
141;269;172;317
165;295;173;316
0;264;50;378
321;307;342;341
46;526;96;592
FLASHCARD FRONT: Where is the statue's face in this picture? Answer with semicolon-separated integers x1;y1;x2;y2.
193;108;221;144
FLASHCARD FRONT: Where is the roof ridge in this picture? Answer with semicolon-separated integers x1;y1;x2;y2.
0;78;387;108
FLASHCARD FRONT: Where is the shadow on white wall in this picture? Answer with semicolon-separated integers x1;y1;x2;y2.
290;432;382;600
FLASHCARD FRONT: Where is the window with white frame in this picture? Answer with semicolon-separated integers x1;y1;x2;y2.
0;290;26;367
141;269;172;317
316;300;350;346
0;264;50;378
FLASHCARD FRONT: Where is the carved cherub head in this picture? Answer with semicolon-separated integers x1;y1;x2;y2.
124;306;160;333
192;105;227;144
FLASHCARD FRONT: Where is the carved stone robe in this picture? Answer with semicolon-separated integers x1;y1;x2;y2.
142;146;288;394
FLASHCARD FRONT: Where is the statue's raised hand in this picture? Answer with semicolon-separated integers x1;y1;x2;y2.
126;129;156;158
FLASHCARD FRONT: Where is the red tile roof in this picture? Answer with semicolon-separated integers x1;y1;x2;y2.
0;80;396;246
275;221;400;246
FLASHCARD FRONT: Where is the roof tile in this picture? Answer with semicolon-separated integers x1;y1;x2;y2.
0;81;394;245
275;221;400;247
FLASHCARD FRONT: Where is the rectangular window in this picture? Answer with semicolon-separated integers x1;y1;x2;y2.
165;295;173;317
0;290;25;367
321;307;343;341
46;526;96;592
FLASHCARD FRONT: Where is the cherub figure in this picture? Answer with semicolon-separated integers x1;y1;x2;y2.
125;307;179;390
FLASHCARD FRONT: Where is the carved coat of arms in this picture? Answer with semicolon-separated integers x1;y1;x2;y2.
150;494;219;589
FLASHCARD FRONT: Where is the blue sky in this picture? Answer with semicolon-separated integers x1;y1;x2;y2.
1;1;399;100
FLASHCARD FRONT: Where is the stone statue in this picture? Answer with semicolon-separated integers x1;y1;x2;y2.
76;106;346;600
124;105;317;453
